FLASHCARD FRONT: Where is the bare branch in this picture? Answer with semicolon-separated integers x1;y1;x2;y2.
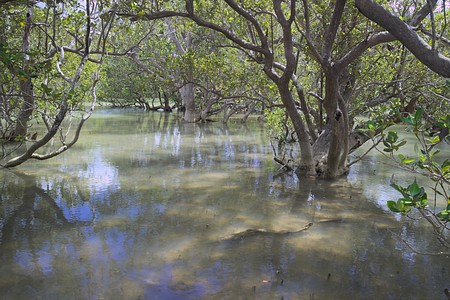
418;25;450;47
322;0;347;65
296;0;323;64
29;70;100;161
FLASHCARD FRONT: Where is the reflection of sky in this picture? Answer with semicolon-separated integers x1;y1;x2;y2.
14;250;33;274
153;127;182;156
4;111;448;299
13;246;55;276
117;203;140;219
67;202;95;222
37;146;121;223
79;148;120;203
348;148;448;220
105;229;128;262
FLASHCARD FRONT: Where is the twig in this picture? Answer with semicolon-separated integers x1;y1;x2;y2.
388;229;450;256
348;136;382;166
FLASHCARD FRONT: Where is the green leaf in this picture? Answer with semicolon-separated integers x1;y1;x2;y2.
396;140;407;147
407;181;421;197
41;83;53;94
400;115;414;125
399;155;416;164
437;210;450;221
386;130;398;143
402;199;413;206
390;182;409;198
414;107;423;122
427;135;441;144
387;200;400;213
419;198;428;208
430;149;440;158
443;164;450;174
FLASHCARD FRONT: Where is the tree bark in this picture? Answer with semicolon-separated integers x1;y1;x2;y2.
277;82;315;176
4;55;90;168
320;0;349;178
180;82;196;122
199;96;216;122
272;0;315;176
322;69;349;178
14;7;34;139
165;20;197;122
355;0;450;77
242;101;256;123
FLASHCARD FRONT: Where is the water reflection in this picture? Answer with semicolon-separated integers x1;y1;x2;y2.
0;110;448;299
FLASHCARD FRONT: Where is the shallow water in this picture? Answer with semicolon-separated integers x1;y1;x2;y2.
0;110;448;299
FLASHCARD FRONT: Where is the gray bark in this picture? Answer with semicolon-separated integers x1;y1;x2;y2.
180;82;196;122
242;101;256;123
322;69;349;178
166;21;197;122
272;0;315;176
14;7;34;139
4;55;90;167
320;0;349;178
355;0;450;77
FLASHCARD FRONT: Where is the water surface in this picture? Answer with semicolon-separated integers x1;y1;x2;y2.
0;110;448;299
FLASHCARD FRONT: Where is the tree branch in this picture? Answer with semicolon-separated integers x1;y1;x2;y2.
355;0;450;77
322;0;347;65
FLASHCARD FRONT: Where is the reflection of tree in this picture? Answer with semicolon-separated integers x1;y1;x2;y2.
0;171;92;244
1;112;448;299
0;170;98;298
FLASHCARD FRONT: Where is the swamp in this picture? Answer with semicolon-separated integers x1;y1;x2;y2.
0;110;448;299
1;1;450;299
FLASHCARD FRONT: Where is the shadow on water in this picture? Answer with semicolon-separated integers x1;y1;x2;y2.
0;110;449;299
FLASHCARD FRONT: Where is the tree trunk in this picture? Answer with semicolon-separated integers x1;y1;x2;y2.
322;69;349;178
180;82;195;122
14;7;34;140
242;101;256;123
165;21;196;122
277;83;315;176
163;92;172;112
223;103;238;124
14;79;34;139
291;73;318;141
199;97;216;122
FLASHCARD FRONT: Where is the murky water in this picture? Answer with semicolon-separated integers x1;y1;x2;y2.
0;110;448;299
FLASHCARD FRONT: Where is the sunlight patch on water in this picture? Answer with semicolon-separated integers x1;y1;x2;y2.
1;111;449;299
93;215;130;229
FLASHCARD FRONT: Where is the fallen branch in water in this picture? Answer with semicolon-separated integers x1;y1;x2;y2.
274;157;293;172
222;222;313;241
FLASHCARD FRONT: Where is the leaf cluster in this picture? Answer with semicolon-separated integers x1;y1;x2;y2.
388;180;428;213
386;108;450;227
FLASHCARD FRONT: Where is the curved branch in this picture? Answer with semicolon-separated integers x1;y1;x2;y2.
297;0;323;65
187;6;268;55
336;31;395;70
3;54;90;168
355;0;450;77
273;61;318;141
322;0;347;64
29;71;99;161
119;7;267;56
273;0;296;78
338;0;439;70
223;0;270;51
